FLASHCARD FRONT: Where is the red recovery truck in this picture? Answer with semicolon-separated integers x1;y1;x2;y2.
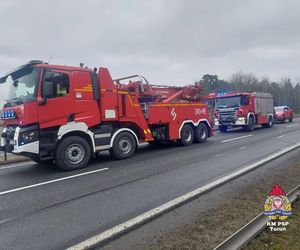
0;61;213;170
202;92;274;132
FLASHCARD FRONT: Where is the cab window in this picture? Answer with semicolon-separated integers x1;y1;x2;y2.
42;71;69;98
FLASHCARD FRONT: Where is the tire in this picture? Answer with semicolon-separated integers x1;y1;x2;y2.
219;125;227;133
244;116;255;132
289;116;293;123
110;131;137;160
194;123;208;143
178;124;194;146
262;116;273;128
55;136;91;171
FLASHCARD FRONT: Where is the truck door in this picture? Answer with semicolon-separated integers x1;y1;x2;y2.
38;70;73;128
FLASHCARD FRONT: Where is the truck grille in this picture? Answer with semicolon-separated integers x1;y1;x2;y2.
218;110;237;122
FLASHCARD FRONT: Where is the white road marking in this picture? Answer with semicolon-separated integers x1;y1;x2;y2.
239;146;248;150
0;168;109;196
277;135;285;138
68;142;300;250
286;124;299;128
221;134;253;143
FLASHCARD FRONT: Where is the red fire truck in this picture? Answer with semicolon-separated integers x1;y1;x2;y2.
202;92;274;132
0;61;213;170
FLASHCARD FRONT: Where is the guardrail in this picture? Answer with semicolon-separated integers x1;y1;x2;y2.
214;184;300;250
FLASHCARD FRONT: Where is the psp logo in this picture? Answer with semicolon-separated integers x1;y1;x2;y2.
195;108;206;115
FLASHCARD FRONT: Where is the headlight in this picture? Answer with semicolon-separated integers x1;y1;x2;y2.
19;130;38;145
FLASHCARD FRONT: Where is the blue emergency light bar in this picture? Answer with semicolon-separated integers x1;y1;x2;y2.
1;110;17;119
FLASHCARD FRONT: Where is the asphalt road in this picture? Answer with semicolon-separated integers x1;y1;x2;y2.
0;120;300;249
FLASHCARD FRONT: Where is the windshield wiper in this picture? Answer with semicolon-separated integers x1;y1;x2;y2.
11;97;23;105
4;97;23;107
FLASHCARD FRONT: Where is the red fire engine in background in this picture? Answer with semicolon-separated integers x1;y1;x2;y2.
0;61;213;170
202;92;274;132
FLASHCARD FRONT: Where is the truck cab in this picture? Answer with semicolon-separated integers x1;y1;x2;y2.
0;61;102;167
214;93;251;132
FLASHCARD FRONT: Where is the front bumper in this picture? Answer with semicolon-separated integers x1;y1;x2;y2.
1;125;39;154
275;116;284;121
215;117;247;126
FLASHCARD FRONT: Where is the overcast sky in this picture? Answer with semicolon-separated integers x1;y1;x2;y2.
1;0;300;88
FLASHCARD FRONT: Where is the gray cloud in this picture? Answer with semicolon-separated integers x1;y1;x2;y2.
1;0;300;90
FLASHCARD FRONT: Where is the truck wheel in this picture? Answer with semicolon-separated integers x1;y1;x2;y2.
55;136;91;171
219;125;227;133
194;123;208;143
289;116;293;123
178;124;194;146
110;131;137;159
244;116;254;132
262;117;273;128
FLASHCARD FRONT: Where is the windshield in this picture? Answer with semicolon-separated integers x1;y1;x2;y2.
215;96;241;108
274;107;284;112
2;66;40;107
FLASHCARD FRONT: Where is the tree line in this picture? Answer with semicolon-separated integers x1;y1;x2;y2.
197;72;300;112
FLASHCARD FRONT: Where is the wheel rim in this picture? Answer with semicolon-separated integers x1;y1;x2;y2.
199;127;206;139
65;144;85;164
119;137;132;155
183;129;192;142
250;118;254;128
